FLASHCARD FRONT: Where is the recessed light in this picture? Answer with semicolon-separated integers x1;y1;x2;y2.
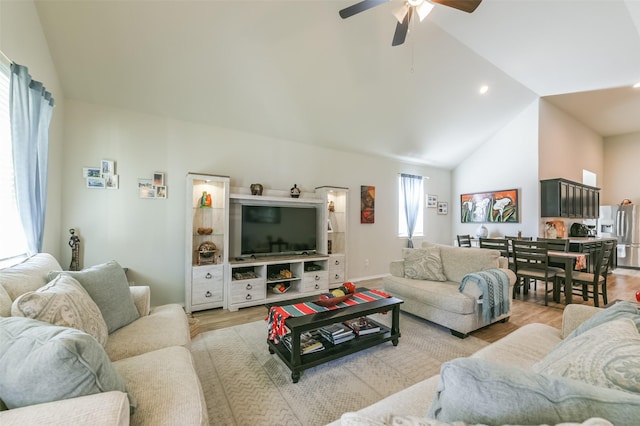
479;85;489;94
634;82;640;89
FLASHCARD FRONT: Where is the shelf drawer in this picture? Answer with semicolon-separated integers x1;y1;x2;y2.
329;255;345;271
191;265;224;305
302;271;328;292
230;278;266;304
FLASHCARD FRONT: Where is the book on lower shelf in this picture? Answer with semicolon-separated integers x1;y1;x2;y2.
282;331;325;355
343;316;381;336
318;324;355;344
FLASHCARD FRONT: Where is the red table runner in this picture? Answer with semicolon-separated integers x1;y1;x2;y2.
266;289;391;342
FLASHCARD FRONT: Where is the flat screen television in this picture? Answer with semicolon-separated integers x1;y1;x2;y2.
235;204;318;257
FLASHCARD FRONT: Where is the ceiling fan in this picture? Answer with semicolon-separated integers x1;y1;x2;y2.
339;0;482;46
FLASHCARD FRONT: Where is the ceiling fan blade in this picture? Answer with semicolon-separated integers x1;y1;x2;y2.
392;9;411;46
339;0;390;19
392;4;409;24
431;0;482;14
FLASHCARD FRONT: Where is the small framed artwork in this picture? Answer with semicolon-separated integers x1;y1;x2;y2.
437;202;448;215
83;167;101;178
86;177;105;189
138;179;155;198
360;185;375;224
105;174;119;190
155;185;167;199
427;194;437;208
153;172;165;186
101;160;115;176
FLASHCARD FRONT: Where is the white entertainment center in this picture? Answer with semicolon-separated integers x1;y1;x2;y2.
184;173;348;313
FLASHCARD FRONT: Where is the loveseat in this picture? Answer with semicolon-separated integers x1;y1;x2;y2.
0;253;208;426
383;243;516;338
331;302;640;425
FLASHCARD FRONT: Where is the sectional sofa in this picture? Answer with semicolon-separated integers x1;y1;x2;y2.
0;253;207;425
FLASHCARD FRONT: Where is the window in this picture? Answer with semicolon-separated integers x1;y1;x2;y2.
398;175;424;238
0;58;28;261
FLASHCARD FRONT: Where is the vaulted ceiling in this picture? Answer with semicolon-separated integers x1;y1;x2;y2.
34;0;640;169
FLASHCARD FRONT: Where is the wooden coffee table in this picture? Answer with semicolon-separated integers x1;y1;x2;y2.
265;288;403;382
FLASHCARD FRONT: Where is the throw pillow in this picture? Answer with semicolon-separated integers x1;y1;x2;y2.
0;316;136;412
11;274;108;347
533;318;640;394
403;247;447;281
565;300;640;341
49;261;139;333
427;358;640;425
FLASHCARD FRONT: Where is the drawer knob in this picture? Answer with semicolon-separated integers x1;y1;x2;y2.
314;283;320;289
314;275;320;281
205;273;212;279
245;294;252;300
205;291;212;298
334;260;340;265
246;283;253;290
335;274;340;280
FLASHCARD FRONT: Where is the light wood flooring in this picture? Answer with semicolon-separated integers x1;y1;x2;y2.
190;268;640;343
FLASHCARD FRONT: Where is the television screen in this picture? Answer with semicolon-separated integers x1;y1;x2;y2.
240;205;317;256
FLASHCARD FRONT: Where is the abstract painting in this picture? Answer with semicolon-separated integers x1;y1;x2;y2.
460;189;519;223
360;185;375;223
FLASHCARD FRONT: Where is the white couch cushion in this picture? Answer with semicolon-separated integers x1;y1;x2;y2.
403;247;447;281
437;246;499;283
11;274;108;347
0;253;62;304
533;318;640;394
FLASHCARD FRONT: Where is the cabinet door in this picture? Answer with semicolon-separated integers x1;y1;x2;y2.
560;181;570;217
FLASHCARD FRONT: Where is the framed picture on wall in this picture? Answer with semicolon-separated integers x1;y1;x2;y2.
437;202;448;215
460;188;519;223
427;194;437;208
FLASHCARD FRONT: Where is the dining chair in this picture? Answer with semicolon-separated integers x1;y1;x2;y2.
457;234;472;248
556;241;615;307
511;240;557;306
478;238;510;260
536;238;570;270
505;235;533;241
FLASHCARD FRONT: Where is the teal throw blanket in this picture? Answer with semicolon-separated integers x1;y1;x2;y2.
459;269;510;323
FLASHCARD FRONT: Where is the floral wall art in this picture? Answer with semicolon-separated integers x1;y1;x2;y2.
460;189;519;223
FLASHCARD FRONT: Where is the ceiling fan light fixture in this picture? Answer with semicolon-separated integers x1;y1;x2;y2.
393;4;410;24
479;85;489;94
634;81;640;89
416;2;434;21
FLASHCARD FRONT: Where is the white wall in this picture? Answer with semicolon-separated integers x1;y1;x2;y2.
452;100;540;239
62;100;451;305
538;100;604;184
0;0;65;259
602;132;640;205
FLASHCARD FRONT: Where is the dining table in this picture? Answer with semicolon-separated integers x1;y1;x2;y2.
547;250;588;304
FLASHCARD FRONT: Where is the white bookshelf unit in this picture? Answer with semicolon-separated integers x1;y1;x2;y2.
315;186;349;289
184;173;230;313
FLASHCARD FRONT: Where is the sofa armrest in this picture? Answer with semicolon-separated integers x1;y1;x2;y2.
129;286;151;317
390;260;404;278
0;391;129;426
561;304;602;339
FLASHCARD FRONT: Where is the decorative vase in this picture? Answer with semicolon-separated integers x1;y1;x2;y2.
250;183;263;196
476;225;488;238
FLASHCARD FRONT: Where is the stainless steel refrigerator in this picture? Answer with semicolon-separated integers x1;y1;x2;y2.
599;205;640;268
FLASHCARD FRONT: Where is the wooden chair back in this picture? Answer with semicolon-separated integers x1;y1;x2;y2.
457;234;472;248
478;238;510;259
512;240;551;274
536;238;570;252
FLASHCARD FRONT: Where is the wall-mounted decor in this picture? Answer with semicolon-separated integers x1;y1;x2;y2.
138;171;168;199
427;194;437;208
360;185;375;223
83;160;118;189
460;188;519;223
437;202;448;215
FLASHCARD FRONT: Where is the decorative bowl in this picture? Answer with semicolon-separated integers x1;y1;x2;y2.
314;293;353;307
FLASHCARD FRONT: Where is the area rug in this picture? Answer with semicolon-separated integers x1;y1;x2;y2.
191;312;489;426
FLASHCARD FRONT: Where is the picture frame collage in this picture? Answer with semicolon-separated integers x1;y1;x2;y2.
138;172;167;199
427;194;448;215
83;160;118;190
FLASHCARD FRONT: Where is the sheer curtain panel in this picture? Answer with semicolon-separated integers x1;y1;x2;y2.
10;63;54;255
400;173;422;248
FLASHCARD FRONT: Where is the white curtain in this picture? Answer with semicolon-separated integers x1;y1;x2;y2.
401;173;422;248
10;63;54;255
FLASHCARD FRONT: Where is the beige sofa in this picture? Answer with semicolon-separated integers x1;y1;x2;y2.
331;303;640;425
383;243;516;338
0;253;208;426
